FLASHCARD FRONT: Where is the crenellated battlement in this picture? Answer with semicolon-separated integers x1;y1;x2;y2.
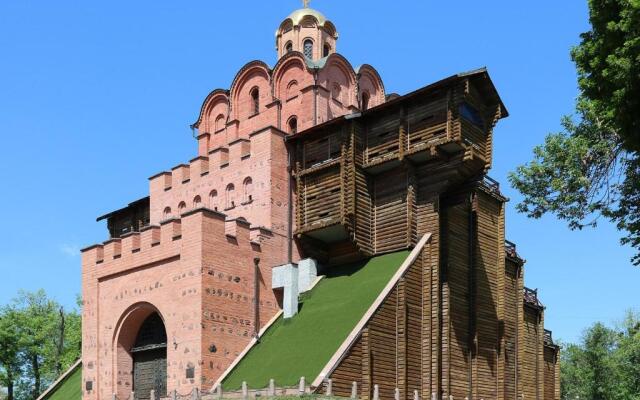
147;127;289;234
81;208;265;278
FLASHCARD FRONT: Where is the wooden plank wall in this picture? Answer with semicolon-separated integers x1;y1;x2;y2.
503;259;520;399
543;345;557;400
414;191;440;398
328;335;363;397
441;197;471;400
301;166;341;226
373;169;408;253
474;191;502;400
326;244;429;400
522;306;541;400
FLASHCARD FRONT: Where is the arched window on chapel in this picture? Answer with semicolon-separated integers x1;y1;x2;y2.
242;177;253;203
209;190;218;211
250;87;259;115
225;184;235;209
303;39;313;59
288;116;298;134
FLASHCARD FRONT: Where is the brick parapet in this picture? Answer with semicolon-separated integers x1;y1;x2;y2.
148;127;290;237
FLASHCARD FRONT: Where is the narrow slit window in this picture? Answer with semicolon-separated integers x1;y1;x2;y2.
251;87;260;115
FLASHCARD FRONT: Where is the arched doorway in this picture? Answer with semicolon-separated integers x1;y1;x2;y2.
131;313;167;399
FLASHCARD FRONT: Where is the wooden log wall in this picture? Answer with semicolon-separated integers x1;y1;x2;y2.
543;345;559;400
290;72;560;398
301;166;342;228
440;196;472;400
503;258;522;399
521;305;542;400
373;169;408;253
325;242;429;400
473;190;503;400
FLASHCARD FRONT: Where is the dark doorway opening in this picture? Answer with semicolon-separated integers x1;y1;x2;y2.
132;313;167;400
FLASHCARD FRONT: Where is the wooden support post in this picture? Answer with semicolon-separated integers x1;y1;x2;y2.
216;384;223;400
269;379;275;397
397;278;408;400
299;376;306;396
362;328;371;400
326;379;333;397
242;381;248;400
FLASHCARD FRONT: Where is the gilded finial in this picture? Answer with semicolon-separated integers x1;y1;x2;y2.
303;0;310;8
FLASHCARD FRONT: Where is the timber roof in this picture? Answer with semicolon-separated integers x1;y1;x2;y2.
96;196;149;222
220;250;411;390
287;67;508;143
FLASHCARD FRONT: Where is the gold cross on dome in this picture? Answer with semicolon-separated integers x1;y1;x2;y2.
303;0;310;8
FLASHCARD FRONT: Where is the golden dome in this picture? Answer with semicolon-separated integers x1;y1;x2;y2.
285;7;329;27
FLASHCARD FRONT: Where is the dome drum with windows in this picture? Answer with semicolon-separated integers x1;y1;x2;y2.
276;1;337;60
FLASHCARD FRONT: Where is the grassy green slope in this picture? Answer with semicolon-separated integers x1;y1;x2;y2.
222;251;409;390
43;362;82;400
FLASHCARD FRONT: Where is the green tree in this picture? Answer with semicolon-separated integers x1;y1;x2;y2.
0;308;21;400
0;290;81;400
509;0;640;265
561;323;617;400
612;312;640;399
561;313;640;399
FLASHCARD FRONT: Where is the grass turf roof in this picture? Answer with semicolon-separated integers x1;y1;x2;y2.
222;250;410;390
41;362;82;400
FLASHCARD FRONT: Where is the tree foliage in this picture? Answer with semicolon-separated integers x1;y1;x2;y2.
561;311;640;399
509;0;640;265
0;290;81;400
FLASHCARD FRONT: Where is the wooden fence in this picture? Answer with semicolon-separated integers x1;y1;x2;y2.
114;377;485;400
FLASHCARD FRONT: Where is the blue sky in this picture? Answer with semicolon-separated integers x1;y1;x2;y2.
0;0;637;344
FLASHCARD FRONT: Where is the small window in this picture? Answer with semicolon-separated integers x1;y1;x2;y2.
460;102;484;127
285;41;293;53
332;83;342;103
163;207;172;219
250;87;259;115
209;190;218;211
214;114;225;132
362;92;370;111
288;117;298;134
193;195;202;208
225;184;235;209
178;201;186;215
303;39;313;59
323;43;330;58
286;80;298;99
243;177;253;203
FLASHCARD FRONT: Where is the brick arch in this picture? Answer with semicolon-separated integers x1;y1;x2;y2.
112;302;167;400
318;54;358;107
229;61;271;120
191;89;229;131
356;64;386;109
272;54;308;100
